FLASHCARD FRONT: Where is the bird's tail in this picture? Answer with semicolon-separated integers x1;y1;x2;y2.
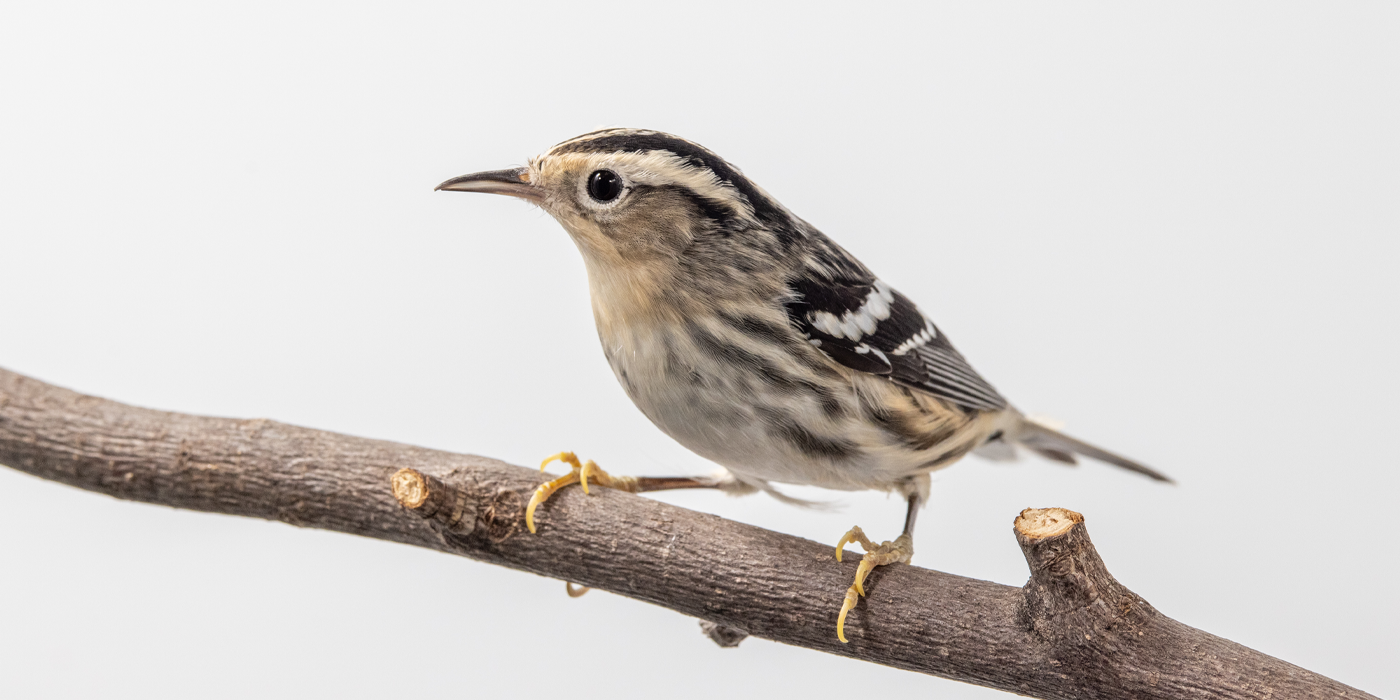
982;414;1173;483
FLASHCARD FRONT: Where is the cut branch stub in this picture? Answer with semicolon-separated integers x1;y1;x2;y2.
1015;507;1156;636
391;468;476;535
1014;509;1177;697
1016;507;1142;618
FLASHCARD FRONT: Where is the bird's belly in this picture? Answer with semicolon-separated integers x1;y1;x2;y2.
599;321;976;491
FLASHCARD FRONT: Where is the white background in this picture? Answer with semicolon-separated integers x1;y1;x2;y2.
1;2;1395;698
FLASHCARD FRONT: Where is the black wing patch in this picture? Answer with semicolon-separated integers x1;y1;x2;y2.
785;274;1008;412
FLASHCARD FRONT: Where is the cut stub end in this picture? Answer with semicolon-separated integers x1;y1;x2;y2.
391;469;430;509
390;468;476;535
1014;507;1083;541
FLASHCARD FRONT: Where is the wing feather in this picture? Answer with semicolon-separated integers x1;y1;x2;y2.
786;269;1007;412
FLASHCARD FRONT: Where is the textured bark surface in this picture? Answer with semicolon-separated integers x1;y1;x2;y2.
0;367;1376;700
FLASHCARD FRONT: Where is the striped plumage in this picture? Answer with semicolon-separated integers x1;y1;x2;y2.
438;128;1169;641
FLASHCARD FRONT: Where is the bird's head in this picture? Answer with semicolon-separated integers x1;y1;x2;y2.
437;129;796;274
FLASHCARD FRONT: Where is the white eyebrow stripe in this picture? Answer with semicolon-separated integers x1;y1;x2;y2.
621;151;756;221
537;147;759;225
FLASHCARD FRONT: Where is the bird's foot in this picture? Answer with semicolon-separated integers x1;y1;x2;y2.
525;451;639;534
833;526;913;643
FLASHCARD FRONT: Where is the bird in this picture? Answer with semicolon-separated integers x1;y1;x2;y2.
436;128;1170;642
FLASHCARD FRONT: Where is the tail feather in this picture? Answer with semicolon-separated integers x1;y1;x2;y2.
1015;419;1173;483
1028;445;1078;466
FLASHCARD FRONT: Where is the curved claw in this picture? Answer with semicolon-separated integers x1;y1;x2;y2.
852;558;875;597
834;525;868;563
579;459;603;495
565;582;591;598
835;532;853;563
525;471;579;534
837;586;860;643
525;483;550;534
541;451;580;472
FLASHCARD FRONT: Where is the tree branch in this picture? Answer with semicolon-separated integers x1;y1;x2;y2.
0;367;1374;700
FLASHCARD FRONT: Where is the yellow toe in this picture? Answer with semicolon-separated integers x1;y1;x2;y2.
525;470;579;534
834;525;868;563
528;452;630;533
540;451;579;472
579;460;596;495
853;559;876;597
831;526;914;642
837;586;859;643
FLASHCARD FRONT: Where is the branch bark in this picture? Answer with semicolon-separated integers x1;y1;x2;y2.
0;367;1374;700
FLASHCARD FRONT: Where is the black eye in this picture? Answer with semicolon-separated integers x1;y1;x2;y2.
586;169;623;202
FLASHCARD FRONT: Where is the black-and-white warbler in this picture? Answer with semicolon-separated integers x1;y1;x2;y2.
438;129;1169;642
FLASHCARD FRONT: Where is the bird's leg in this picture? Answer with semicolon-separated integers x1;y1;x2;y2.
833;491;923;643
527;451;737;597
526;451;732;533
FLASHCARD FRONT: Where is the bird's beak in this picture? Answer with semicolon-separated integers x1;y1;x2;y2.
435;167;542;203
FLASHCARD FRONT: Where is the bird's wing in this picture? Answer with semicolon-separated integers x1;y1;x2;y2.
784;270;1008;412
